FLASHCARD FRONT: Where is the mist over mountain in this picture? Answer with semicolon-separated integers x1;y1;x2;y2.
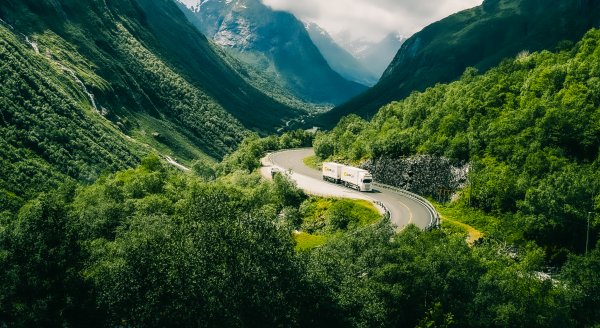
304;22;378;86
177;0;367;105
336;31;406;78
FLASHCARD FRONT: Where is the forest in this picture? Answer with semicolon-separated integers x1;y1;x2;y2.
1;0;600;326
1;150;599;327
315;29;600;262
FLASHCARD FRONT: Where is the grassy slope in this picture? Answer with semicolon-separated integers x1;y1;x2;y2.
320;0;600;127
0;25;142;201
295;197;381;250
0;0;311;205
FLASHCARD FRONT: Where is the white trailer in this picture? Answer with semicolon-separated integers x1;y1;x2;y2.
322;162;343;183
341;166;373;192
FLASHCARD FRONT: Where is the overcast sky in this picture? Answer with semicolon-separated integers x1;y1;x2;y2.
261;0;482;42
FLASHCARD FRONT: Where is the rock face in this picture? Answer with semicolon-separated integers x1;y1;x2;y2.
176;0;367;105
362;156;468;202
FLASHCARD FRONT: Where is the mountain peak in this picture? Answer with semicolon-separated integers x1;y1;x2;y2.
332;31;405;78
177;0;367;105
304;21;378;86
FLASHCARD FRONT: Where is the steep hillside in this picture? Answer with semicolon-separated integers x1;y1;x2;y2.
0;24;142;201
177;0;368;105
315;28;600;254
0;0;306;201
305;22;378;86
320;0;600;126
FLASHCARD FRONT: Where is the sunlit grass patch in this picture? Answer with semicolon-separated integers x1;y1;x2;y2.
294;232;327;251
303;155;322;171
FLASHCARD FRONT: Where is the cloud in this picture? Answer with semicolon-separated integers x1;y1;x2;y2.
261;0;482;42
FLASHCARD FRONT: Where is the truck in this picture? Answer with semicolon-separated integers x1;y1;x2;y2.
322;162;343;183
341;166;373;192
322;162;373;192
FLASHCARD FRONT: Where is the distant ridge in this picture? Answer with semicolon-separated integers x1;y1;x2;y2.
176;0;368;105
319;0;600;127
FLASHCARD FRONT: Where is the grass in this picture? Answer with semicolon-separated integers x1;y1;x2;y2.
441;216;483;245
433;201;492;244
131;113;215;166
303;155;322;171
294;232;327;251
295;197;382;251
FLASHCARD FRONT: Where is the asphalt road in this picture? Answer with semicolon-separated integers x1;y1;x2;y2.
267;148;432;230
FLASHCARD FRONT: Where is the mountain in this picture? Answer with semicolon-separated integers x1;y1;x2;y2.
319;0;600;126
0;0;306;200
336;32;405;78
315;27;600;254
304;22;378;86
176;0;368;105
358;33;406;77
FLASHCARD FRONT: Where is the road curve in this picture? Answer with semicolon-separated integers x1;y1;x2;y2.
265;148;432;230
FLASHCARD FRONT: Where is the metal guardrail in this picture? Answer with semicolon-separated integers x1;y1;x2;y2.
373;182;440;230
373;200;391;221
266;150;439;230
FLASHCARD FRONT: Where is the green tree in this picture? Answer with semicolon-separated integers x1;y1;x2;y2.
0;184;102;327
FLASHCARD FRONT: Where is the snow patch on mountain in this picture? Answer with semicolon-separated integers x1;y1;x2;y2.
178;0;236;13
214;15;253;48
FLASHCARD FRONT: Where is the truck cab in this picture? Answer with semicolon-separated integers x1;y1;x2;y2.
358;172;373;192
341;166;373;192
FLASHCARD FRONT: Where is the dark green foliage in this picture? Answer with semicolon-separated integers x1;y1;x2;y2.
561;246;600;326
219;130;314;174
304;224;577;327
0;184;102;327
0;160;598;327
272;173;307;210
316;29;600;254
321;0;600;126
0;159;309;327
0;25;140;200
87;186;302;327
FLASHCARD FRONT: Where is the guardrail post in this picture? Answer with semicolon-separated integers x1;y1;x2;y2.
373;182;440;230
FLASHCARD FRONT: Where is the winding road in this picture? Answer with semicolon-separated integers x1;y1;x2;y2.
262;148;433;230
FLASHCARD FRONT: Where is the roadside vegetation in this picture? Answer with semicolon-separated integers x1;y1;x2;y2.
2;153;599;327
302;155;322;170
1;0;599;326
314;29;600;263
294;197;381;250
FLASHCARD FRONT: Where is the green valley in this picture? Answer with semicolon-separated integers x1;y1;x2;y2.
1;0;599;327
0;0;310;202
